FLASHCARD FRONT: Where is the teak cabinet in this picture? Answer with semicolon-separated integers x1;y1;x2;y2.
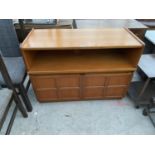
21;28;144;102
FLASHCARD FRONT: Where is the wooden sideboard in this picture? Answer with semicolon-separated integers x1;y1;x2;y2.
21;28;144;102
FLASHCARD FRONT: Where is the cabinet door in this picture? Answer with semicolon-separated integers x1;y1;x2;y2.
57;75;80;88
56;75;80;100
105;86;127;98
35;89;58;102
106;73;132;86
83;87;104;99
59;88;80;100
83;74;106;87
31;75;56;89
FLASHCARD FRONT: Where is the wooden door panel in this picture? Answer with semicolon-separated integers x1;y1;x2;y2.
57;75;80;88
59;88;80;100
35;89;58;102
31;73;132;102
106;73;132;86
83;74;106;87
105;86;127;98
31;75;56;89
83;87;104;99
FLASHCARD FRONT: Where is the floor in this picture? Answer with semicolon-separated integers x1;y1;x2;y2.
1;86;155;135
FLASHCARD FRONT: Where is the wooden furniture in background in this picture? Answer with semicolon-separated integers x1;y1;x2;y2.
21;28;144;102
14;19;74;42
75;19;147;40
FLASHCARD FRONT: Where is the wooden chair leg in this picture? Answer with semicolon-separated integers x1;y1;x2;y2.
25;79;31;92
0;96;13;131
13;91;28;117
1;92;27;134
18;84;32;112
5;105;18;135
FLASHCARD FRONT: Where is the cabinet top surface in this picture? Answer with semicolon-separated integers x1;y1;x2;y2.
21;28;143;50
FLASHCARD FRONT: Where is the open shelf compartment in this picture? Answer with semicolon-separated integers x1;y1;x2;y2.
22;48;142;75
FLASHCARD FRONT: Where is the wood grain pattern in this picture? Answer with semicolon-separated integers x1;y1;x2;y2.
105;73;132;86
30;76;56;89
57;75;80;88
36;89;57;102
83;74;106;87
59;88;80;100
31;73;132;101
83;87;105;99
21;28;142;50
27;52;136;75
21;28;144;102
22;49;36;70
105;86;127;98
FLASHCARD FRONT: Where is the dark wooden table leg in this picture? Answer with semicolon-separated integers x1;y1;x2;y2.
18;84;32;112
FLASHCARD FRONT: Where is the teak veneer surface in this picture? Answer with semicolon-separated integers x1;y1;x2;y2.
30;73;132;102
28;52;136;75
21;28;144;102
21;28;142;50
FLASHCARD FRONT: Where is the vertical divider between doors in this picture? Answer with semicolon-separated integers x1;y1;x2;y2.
55;76;60;100
80;74;84;99
104;75;110;97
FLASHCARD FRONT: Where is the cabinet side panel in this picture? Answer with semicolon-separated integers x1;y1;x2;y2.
21;50;36;70
124;48;144;67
